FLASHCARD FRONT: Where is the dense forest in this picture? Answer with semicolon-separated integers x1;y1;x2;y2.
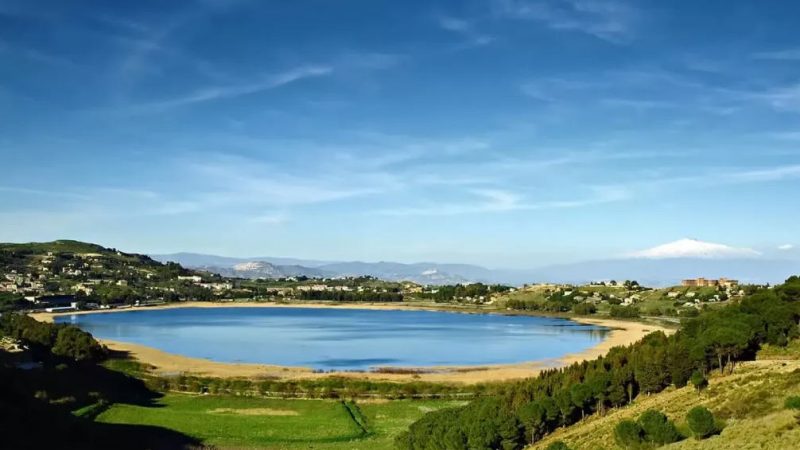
396;276;800;450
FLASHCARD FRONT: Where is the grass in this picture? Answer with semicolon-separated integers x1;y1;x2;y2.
96;393;465;449
530;360;800;450
757;339;800;360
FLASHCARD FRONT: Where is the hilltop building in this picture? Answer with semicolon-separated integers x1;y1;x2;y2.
681;277;738;288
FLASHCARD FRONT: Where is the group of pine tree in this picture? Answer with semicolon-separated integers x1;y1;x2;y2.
396;276;800;450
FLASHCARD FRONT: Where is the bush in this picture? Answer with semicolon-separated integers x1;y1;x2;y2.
614;419;643;449
610;305;640;318
686;406;717;439
690;370;708;392
785;396;800;410
545;441;571;450
52;326;107;362
638;410;681;445
572;303;597;315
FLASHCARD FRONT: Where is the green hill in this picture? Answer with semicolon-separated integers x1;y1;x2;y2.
0;239;116;255
0;240;216;308
532;355;800;449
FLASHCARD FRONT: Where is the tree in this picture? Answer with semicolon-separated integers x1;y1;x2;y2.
613;419;642;449
785;396;800;410
667;339;695;388
637;409;681;445
686;406;717;439
572;303;597;315
610;305;640;318
51;326;106;362
518;401;546;443
634;333;670;394
690;370;708;392
569;383;593;420
545;441;572;450
554;390;576;426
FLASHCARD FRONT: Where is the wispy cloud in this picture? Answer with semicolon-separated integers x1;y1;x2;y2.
624;164;800;194
437;15;495;47
752;48;800;61
120;65;332;114
0;186;90;200
249;213;289;225
599;97;676;110
751;83;800;112
183;153;383;207
764;131;800;141
778;244;794;251
0;38;78;68
335;52;406;70
491;0;639;43
374;185;629;217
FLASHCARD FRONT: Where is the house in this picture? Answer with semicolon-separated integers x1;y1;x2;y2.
29;295;79;311
177;275;203;283
45;305;77;313
681;277;739;288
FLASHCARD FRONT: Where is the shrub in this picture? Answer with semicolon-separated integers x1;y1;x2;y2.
51;325;107;362
545;441;571;450
613;419;642;449
572;303;597;315
610;305;640;318
785;396;800;410
637;409;681;445
690;370;708;392
686;406;717;439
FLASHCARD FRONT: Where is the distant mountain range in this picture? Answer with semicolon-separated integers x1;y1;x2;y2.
151;253;476;285
153;239;800;286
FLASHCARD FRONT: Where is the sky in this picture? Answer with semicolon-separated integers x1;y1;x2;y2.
1;0;799;268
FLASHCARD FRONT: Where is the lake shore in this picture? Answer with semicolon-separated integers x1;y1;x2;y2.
30;301;673;384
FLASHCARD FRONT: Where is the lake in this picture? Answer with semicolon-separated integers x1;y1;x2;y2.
57;307;610;370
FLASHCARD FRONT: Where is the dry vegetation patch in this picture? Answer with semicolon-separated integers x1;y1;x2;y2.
207;407;300;416
531;360;800;450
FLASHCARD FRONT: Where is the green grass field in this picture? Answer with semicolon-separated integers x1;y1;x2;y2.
96;394;465;449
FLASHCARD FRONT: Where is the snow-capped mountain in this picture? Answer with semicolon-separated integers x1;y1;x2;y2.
628;238;761;259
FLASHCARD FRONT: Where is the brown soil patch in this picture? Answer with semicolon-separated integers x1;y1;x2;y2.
207;408;299;416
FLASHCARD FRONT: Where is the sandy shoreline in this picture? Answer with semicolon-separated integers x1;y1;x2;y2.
31;301;673;384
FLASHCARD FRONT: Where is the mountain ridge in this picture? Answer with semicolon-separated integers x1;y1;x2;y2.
154;238;800;286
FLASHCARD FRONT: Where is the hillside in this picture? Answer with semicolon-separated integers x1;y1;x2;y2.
532;352;800;449
1;240;417;310
0;240;222;308
495;281;742;319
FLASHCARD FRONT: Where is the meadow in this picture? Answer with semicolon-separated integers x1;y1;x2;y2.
96;394;466;449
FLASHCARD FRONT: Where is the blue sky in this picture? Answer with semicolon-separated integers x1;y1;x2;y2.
1;0;799;267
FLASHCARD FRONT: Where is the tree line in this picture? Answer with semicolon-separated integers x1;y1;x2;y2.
296;290;404;302
0;314;107;363
417;283;512;303
396;276;800;450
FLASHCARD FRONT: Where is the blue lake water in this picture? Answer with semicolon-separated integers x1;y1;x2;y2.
57;307;610;370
